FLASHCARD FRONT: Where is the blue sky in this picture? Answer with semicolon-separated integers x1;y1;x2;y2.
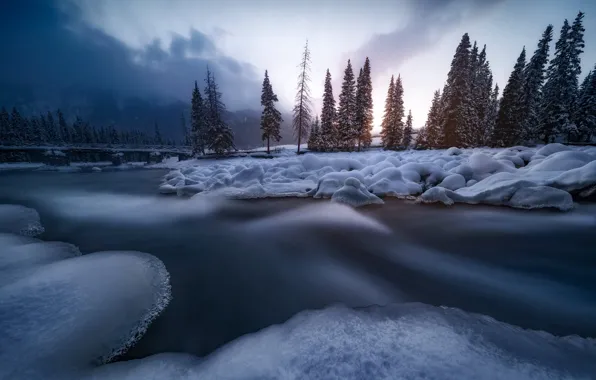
2;0;595;131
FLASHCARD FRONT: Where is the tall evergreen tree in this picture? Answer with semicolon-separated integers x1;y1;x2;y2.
72;116;84;145
442;33;472;147
380;76;396;149
402;110;413;148
10;108;24;146
293;40;312;154
45;111;60;144
355;57;373;150
204;68;235;154
470;45;494;146
260;70;283;154
414;126;428;149
424;89;443;148
540;20;576;143
575;66;596;141
337;59;357;150
391;74;405;146
493;48;526;147
38;114;48;145
320;69;337;151
567;11;586;141
520;25;553;143
484;83;500;146
57;109;70;145
191;80;206;154
154;122;163;145
0;107;9;145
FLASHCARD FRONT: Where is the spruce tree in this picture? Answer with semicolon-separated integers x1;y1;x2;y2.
0;107;9;145
293;41;312;154
320;69;337;151
204;69;235;154
10;108;24;146
492;48;526;147
391;74;405;146
355;67;365;150
470;45;494;146
567;11;586;141
414;126;428;149
38;114;48;145
442;33;472;147
520;25;553;143
484;83;499;146
575;66;596;141
402;110;413;148
191;80;206;154
307;115;321;151
380;76;396;149
57;110;70;145
424;89;443;148
154;122;163;145
337;59;357;150
540;20;573;143
45;111;60;145
260;70;283;154
360;57;373;149
72;116;84;145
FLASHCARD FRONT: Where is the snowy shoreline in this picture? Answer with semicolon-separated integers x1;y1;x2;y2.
159;143;596;211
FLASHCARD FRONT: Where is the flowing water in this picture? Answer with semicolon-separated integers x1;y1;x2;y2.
1;169;595;362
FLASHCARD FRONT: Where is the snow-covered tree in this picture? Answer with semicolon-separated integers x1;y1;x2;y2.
191;80;206;154
469;45;495;146
402;110;413;148
337;59;357;150
484;83;499;146
355;57;373;150
520;25;553;143
414;126;428;149
293;40;312;154
204;68;235;154
57;109;70;145
320;69;337;151
442;33;472;147
493;47;526;147
391;74;405;146
575;66;596;141
9;108;24;146
307;115;322;151
424;89;442;148
45;111;60;145
72;116;84;145
380;76;396;149
260;70;283;154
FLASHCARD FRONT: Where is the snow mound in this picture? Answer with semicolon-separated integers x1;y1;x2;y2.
0;204;45;236
96;303;596;380
331;177;384;207
162;145;596;210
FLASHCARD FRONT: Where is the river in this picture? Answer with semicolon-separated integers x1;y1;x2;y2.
1;169;595;361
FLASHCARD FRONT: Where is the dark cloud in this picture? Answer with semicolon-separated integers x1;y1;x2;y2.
0;0;260;110
351;0;505;76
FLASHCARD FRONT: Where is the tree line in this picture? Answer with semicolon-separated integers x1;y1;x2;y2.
0;107;177;148
415;11;595;149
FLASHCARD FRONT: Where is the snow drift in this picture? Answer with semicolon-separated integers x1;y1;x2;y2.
160;144;596;210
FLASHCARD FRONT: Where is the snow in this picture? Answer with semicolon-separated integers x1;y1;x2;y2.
0;204;45;236
0;162;45;171
330;177;384;207
161;144;596;211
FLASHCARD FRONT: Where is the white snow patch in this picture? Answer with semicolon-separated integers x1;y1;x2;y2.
331;177;384;207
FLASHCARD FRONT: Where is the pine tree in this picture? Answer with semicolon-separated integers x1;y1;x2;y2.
402;110;413;148
540;19;578;143
493;48;526;147
109;125;120;145
72;116;84;145
10;108;24;146
359;57;373;149
320;69;337;151
293;40;312;154
567;11;586;141
45;111;60;145
424;89;443;148
380;76;396;149
57;110;70;145
575;66;596;141
484;83;499;145
180;112;189;146
0;107;10;145
414;126;428;149
337;59;357;150
38;114;48;145
191;80;207;154
470;45;494;146
355;67;365;150
204;68;235;154
463;41;481;147
260;70;283;154
520;25;553;143
82;121;94;144
442;33;472;147
307;115;321;151
154;122;163;145
391;74;405;146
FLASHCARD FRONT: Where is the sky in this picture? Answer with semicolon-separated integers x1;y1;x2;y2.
1;0;596;132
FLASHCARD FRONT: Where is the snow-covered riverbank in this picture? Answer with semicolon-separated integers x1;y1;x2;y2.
159;143;596;211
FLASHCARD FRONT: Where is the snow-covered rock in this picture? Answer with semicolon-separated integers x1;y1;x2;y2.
331;177;384;207
160;145;596;211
